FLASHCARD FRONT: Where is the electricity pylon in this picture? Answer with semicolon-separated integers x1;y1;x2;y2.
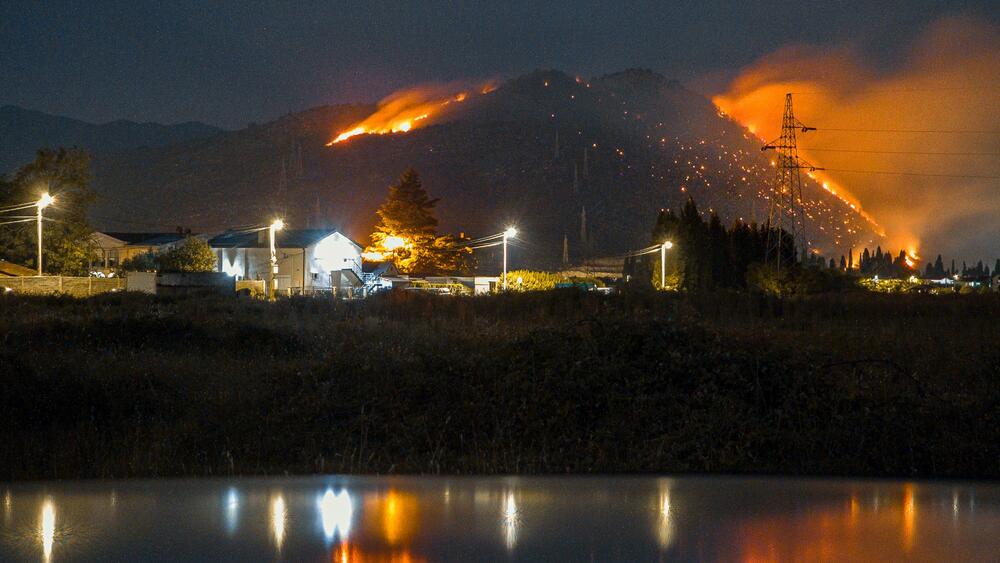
761;93;822;270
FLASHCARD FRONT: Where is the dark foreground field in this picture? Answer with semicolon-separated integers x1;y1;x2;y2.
1;289;998;480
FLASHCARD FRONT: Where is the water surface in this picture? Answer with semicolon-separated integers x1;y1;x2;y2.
2;475;999;561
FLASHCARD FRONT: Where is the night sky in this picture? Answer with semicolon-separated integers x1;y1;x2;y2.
2;1;996;128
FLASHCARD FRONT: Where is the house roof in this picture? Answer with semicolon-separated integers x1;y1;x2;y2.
101;232;188;246
0;259;36;277
208;228;361;250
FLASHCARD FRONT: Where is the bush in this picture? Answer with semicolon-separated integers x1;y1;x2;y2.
505;270;603;292
157;237;217;273
120;250;158;273
748;263;860;295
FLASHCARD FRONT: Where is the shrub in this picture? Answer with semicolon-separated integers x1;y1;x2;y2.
505;270;603;292
120;250;159;273
157;237;217;273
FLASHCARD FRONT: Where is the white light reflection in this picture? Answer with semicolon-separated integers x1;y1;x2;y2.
40;498;55;562
225;488;240;535
318;489;353;542
657;486;675;549
271;494;287;550
502;491;519;550
2;489;10;527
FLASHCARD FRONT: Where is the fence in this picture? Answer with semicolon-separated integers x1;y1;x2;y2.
0;276;125;297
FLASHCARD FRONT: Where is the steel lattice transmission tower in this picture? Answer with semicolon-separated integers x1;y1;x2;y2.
761;93;822;270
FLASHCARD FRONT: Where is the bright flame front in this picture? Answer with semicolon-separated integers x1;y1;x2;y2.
328;82;496;145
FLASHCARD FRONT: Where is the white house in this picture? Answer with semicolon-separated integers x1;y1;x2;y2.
208;228;364;295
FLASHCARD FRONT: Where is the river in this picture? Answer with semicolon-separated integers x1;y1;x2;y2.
2;475;998;561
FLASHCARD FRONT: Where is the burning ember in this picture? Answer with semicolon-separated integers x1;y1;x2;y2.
328;81;496;145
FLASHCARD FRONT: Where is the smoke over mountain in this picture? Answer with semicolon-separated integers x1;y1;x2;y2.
713;15;1000;261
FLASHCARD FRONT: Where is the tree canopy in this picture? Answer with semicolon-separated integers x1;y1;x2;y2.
156;237;218;273
629;197;857;294
366;168;470;274
0;148;96;275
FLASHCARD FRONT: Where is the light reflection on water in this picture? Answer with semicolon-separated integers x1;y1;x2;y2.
38;499;54;563
0;476;999;561
318;489;352;542
269;493;287;550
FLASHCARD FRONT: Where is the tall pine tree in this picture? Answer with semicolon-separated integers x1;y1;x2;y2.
367;168;470;273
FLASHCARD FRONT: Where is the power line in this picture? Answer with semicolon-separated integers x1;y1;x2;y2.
0;203;36;214
822;168;1000;179
791;86;997;95
814;127;1000;135
801;147;1000;157
0;218;33;227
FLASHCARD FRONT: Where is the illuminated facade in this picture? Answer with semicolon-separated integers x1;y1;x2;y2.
209;228;363;295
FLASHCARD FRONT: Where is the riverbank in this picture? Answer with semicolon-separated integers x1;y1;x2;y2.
1;290;998;480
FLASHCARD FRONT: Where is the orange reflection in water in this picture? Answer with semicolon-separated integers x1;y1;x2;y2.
903;484;916;552
364;490;420;546
738;488;926;562
332;542;427;563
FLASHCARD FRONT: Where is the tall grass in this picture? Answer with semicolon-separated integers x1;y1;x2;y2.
0;289;997;480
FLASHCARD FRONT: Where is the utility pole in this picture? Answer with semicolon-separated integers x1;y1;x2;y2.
36;193;54;276
660;240;673;290
269;219;284;300
502;226;517;290
761;93;821;271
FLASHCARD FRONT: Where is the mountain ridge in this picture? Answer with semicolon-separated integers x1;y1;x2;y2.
5;69;880;267
0;105;223;174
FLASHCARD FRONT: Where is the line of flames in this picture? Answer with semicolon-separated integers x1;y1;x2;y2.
328;82;497;145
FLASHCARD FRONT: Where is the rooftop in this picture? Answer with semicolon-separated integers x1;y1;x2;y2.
208;228;361;249
101;232;189;246
0;259;36;277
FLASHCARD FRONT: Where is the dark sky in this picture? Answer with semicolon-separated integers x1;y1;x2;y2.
2;1;996;128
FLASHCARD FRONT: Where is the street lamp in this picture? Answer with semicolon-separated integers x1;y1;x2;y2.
36;193;55;276
502;226;517;290
660;240;673;290
269;219;284;300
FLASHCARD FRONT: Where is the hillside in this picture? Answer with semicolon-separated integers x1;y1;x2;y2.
88;69;880;267
0;105;221;174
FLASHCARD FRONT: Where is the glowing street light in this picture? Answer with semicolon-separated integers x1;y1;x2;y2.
36;193;55;276
660;240;673;290
268;219;284;300
503;226;518;290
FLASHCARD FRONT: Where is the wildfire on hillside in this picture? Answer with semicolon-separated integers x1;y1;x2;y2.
713;90;886;240
711;15;1000;259
328;81;497;145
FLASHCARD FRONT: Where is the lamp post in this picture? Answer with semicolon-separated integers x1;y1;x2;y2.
660;240;673;290
502;226;517;290
269;219;284;300
36;193;55;276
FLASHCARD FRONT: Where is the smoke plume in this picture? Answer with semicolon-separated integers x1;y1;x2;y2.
713;15;1000;262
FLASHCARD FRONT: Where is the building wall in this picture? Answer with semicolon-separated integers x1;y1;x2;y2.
306;232;363;290
215;232;361;291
